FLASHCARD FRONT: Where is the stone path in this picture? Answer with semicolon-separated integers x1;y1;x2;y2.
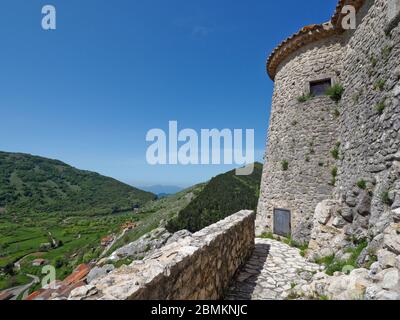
226;238;322;300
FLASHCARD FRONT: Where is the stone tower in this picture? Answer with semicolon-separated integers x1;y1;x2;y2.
257;0;400;246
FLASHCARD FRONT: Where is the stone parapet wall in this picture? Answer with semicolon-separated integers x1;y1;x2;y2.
69;210;255;300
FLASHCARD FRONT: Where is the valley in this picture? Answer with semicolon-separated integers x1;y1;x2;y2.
0;151;262;297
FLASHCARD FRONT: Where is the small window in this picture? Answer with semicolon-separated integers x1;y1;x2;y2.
310;79;332;96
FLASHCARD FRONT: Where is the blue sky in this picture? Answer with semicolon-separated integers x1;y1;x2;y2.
0;0;337;188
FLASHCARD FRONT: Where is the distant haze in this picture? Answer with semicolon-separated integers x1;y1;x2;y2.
138;185;184;195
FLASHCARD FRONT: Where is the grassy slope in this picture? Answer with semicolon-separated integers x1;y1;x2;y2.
0;154;262;292
0;151;156;291
0;181;205;291
166;163;263;233
108;183;206;254
0;151;155;216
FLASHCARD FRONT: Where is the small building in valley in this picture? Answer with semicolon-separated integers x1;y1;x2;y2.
32;258;48;267
101;236;114;247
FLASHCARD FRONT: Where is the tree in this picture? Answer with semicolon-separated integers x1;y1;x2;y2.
3;262;15;276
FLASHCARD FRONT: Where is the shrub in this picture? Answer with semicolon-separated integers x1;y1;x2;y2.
284;236;309;257
331;142;341;160
325;84;344;102
3;263;15;276
259;232;275;240
375;101;386;115
281;160;289;171
374;79;386;91
333;108;340;118
82;252;94;264
331;146;339;160
356;180;367;190
315;241;368;276
297;93;314;103
381;45;393;59
370;55;377;67
381;190;393;206
55;259;64;269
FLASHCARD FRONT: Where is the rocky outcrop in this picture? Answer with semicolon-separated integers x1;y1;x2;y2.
86;265;115;284
308;173;400;261
69;210;255;300
293;223;400;300
292;263;400;300
308;200;348;258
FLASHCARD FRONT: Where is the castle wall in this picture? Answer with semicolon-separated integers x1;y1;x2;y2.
335;0;400;238
69;211;255;300
256;37;345;242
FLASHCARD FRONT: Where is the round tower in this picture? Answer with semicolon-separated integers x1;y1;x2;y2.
256;22;347;242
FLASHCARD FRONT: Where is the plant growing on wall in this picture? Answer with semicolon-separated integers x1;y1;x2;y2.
375;101;386;115
331;142;341;160
333;108;340;118
281;160;289;171
370;55;378;67
381;45;393;59
356;180;367;190
297;93;314;103
381;190;393;206
373;79;386;91
325;84;344;103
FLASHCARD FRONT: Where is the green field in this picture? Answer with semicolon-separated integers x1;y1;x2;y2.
0;183;205;292
0;151;261;294
0;151;160;292
0;210;142;290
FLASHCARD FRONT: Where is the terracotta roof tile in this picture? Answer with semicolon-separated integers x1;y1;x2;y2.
0;291;14;300
25;289;46;301
62;264;90;286
267;0;366;80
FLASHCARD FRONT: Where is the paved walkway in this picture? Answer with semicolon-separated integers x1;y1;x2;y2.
226;238;322;300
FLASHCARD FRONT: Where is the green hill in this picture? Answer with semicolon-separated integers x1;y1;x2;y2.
166;163;263;233
0;151;155;216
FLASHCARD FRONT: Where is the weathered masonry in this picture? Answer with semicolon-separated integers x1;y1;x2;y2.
257;0;400;249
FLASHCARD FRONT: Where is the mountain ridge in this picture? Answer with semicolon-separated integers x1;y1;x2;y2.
166;162;263;233
0;151;155;216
